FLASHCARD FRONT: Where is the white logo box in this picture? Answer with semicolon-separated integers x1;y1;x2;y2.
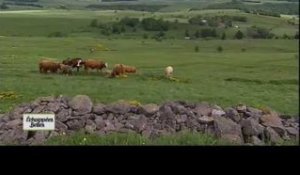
23;114;55;131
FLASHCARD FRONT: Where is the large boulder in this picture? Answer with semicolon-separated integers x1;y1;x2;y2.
213;116;243;144
211;109;226;117
260;112;285;137
66;119;86;130
225;107;241;123
105;102;131;114
45;102;61;113
193;103;212;116
93;103;106;115
241;118;264;137
264;127;282;144
140;104;159;116
68;95;93;115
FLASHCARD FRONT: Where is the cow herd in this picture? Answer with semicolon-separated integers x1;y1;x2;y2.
39;57;173;78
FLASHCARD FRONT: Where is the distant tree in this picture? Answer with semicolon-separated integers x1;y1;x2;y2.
201;28;217;38
194;30;200;38
247;26;274;39
221;32;226;40
194;45;199;52
185;29;190;37
157;31;165;38
90;19;98;28
235;30;244;39
282;34;291;39
143;33;149;39
120;17;139;27
295;31;299;39
217;46;223;52
141;18;169;31
0;3;9;9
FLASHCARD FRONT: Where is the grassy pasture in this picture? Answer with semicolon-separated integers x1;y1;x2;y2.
0;36;298;114
0;4;298;146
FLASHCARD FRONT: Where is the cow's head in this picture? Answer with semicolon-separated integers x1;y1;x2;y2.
104;62;108;68
76;59;85;67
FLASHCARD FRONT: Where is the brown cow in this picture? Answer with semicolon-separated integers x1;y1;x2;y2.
62;58;84;72
123;65;137;73
110;64;126;78
39;60;61;73
83;59;108;72
59;64;72;75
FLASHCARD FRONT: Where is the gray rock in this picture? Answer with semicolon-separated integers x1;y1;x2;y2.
241;118;264;137
142;128;152;138
104;120;115;131
31;105;46;114
159;105;174;119
66;119;85;130
68;95;93;115
198;116;214;124
264;127;282;144
251;136;265;145
32;131;50;145
55;120;68;132
85;119;97;134
285;127;299;138
125;122;135;130
105;102;131;114
46;102;60;113
5;119;22;129
260;112;285;136
236;105;247;113
193;103;212;116
9;106;31;119
140;104;159;116
48;131;60;139
171;104;188;115
211;109;225;117
135;115;148;132
225;107;241;123
213;116;243;144
95;130;106;136
93;103;106;115
107;113;114;121
56;108;72;122
175;114;188;123
118;128;136;134
95;116;106;130
0;127;28;145
114;122;124;130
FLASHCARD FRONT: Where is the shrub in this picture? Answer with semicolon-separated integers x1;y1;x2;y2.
90;19;98;28
295;31;299;39
241;48;246;52
194;46;199;52
120;17;139;27
217;46;223;52
235;30;244;39
247;26;274;39
185;29;190;37
48;32;66;38
201;28;217;38
141;18;169;31
1;3;9;9
143;33;149;39
221;32;226;40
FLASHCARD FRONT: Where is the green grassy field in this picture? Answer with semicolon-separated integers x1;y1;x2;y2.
0;2;298;146
0;9;299;115
0;36;298;114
